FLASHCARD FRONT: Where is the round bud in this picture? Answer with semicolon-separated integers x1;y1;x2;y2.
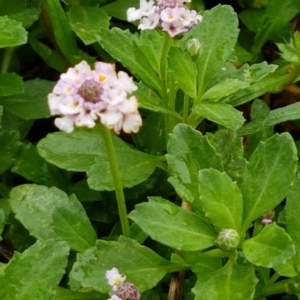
185;38;202;61
216;229;240;251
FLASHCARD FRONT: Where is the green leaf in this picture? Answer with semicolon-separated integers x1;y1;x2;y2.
0;239;69;300
0;130;21;175
0;0;42;29
252;0;299;58
207;129;246;183
129;197;217;251
192;259;257;300
238;102;300;136
101;0;139;20
0;16;27;48
166;124;223;206
168;47;197;99
243;223;296;268
98;28;161;93
0;209;4;242
69;237;180;293
10;185;96;252
87;144;160;191
51;287;100;300
240;133;298;229
0;74;23;96
202;79;249;101
273;257;297;277
43;0;78;64
193;103;245;131
134;83;182;120
183;5;239;97
239;8;264;33
68;5;110;45
0;79;53;120
198;169;243;232
277;42;299;64
28;35;69;72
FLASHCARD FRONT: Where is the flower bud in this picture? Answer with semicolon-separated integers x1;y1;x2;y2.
216;229;240;251
260;209;275;225
185;38;202;61
116;283;140;300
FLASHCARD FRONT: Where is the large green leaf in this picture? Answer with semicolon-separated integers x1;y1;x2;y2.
198;169;243;232
0;16;27;48
51;287;100;300
240;133;297;230
69;237;181;293
10;185;96;252
183;5;239;98
0;239;69;300
243;223;296;268
129;197;217;251
192;259;257;300
238;102;300;136
67;5;110;45
168;47;197;99
166;124;223;206
0;79;54;120
0;74;23;97
193;103;245;131
97;28;161;93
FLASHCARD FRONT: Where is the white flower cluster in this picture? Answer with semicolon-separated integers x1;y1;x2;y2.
48;61;142;134
127;0;202;37
106;268;140;300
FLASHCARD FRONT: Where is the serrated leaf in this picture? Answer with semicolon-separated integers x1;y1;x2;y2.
166;124;223;206
193;103;245;131
202;79;249;101
168;47;197;99
0;74;23;97
183;5;239;97
192;259;257;300
68;5;110;45
198;169;243;232
238;102;300;136
243;223;295;268
129;197;217;251
240;133;297;230
0;16;27;48
0;130;21;175
10;185;96;252
0;79;54;120
69;237;180;293
98;28;161;93
0;239;69;300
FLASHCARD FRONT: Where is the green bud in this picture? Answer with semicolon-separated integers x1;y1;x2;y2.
216;229;240;251
185;38;201;61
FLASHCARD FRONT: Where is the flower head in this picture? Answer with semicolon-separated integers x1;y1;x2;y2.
127;0;202;37
106;268;127;291
48;61;142;134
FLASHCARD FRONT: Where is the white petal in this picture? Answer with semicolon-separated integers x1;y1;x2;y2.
127;7;141;21
123;113;142;133
54;116;75;133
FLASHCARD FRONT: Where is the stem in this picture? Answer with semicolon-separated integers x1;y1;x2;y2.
183;94;189;123
101;125;130;237
252;221;263;237
1;47;15;73
268;272;280;285
166;75;177;135
256;282;286;298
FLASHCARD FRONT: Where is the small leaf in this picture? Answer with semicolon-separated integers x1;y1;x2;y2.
192;259;257;300
129;197;217;251
0;16;27;48
0;239;69;300
193;103;245;131
168;47;197;99
240;133;297;229
0;74;23;96
69;237;180;293
166;124;223;206
243;223;296;268
198;169;243;232
202;79;249;101
68;5;110;45
10;184;96;252
0;79;54;120
273;257;297;277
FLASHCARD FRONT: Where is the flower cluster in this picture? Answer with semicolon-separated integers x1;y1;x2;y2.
127;0;203;37
48;61;142;134
106;268;140;300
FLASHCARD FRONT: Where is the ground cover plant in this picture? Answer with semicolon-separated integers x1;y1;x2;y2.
1;0;300;299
